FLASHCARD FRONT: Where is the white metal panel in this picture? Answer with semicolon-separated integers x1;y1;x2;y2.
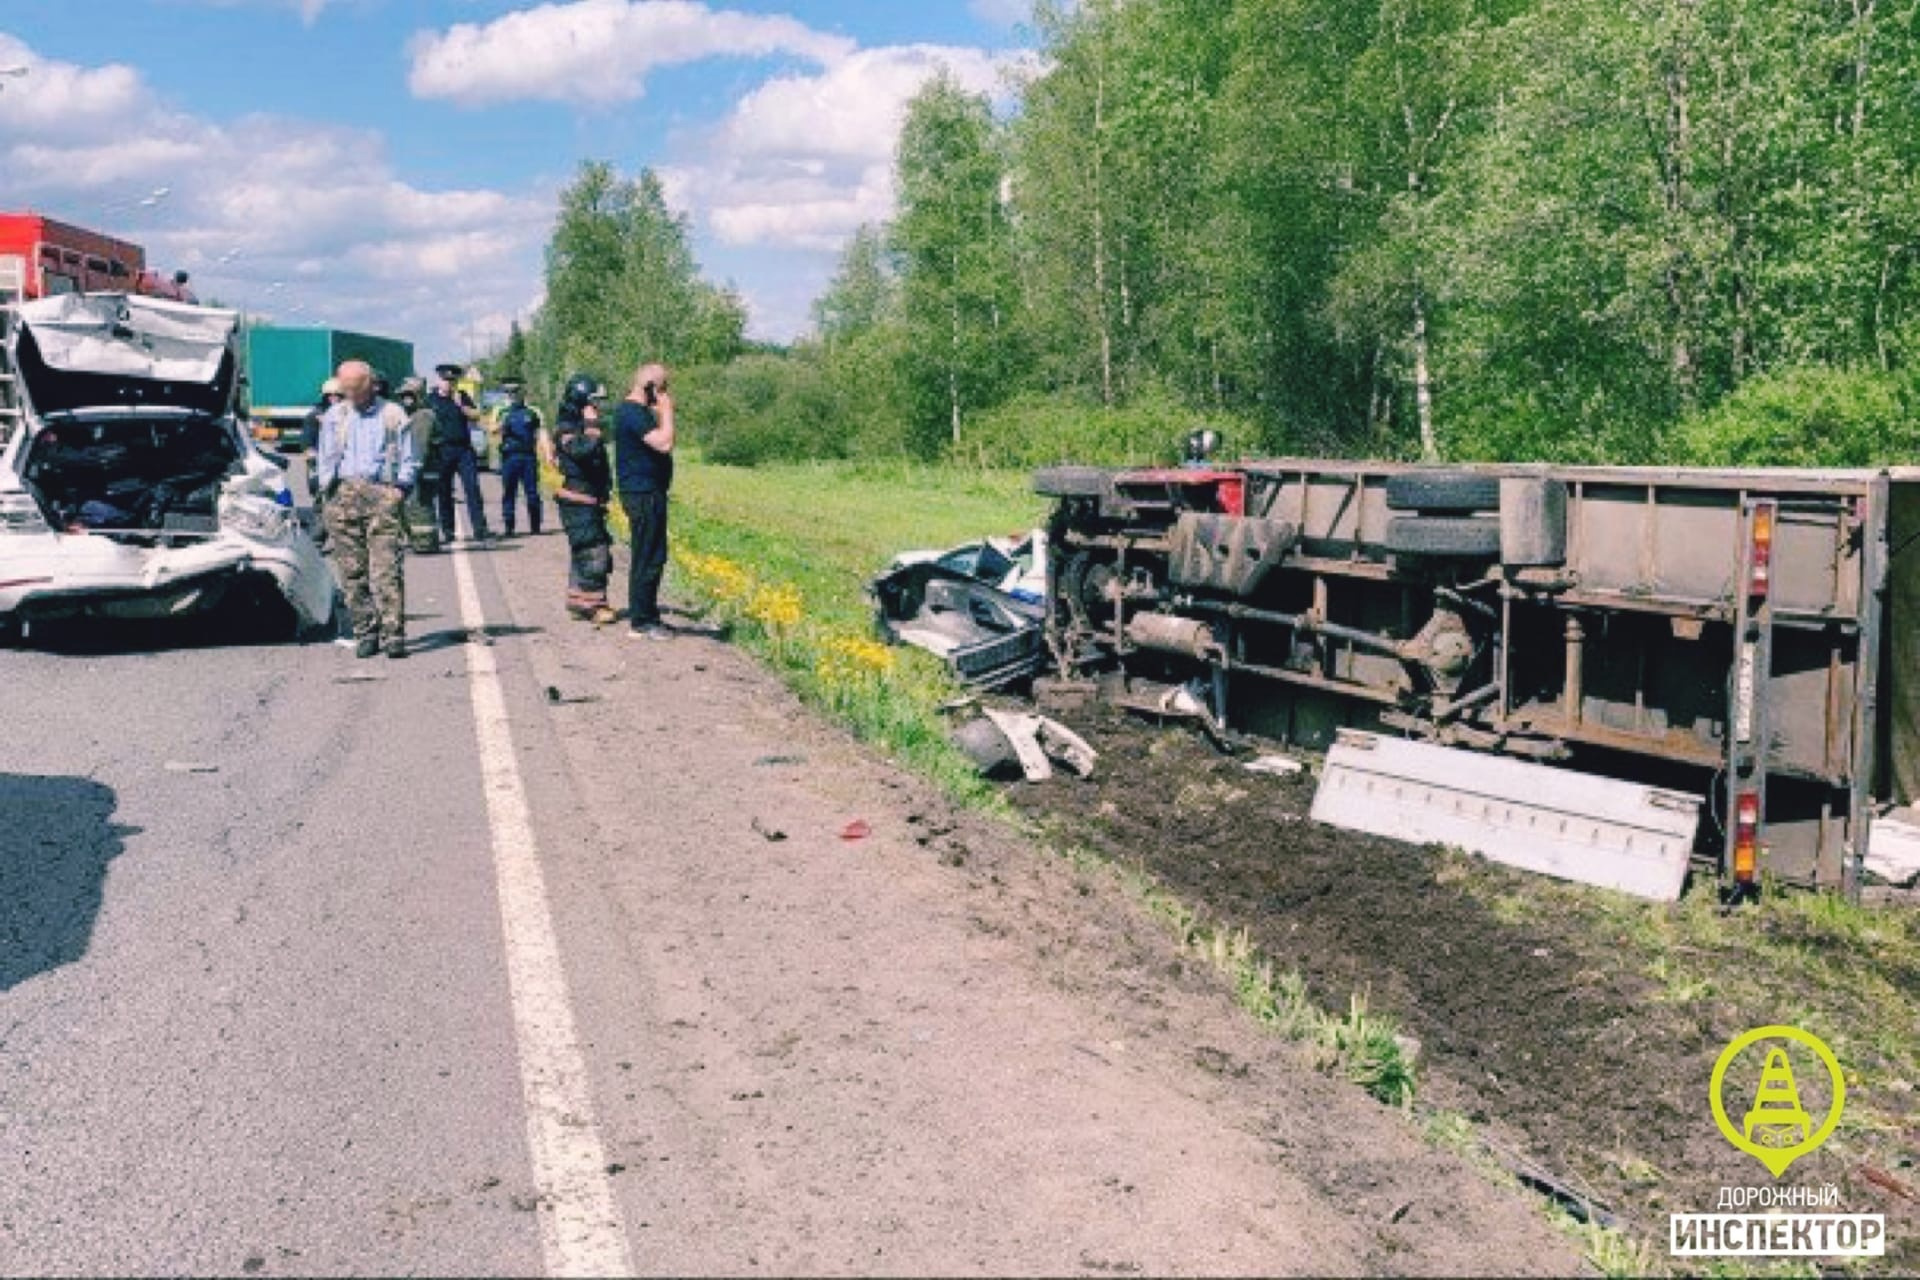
1866;815;1920;888
1311;731;1702;901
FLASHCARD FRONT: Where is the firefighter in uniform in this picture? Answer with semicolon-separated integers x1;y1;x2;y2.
552;374;616;624
394;377;443;554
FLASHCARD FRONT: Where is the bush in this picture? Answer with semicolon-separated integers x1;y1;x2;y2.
683;355;847;467
1672;365;1920;468
945;384;1259;469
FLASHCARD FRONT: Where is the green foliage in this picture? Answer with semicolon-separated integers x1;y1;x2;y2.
521;0;1920;475
946;384;1259;469
1672;366;1920;467
894;73;1026;455
520;160;746;412
681;354;846;467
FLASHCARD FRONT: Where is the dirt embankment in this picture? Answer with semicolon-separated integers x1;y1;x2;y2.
1013;712;1920;1268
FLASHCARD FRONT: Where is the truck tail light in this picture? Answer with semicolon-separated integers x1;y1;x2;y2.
1733;791;1761;884
1749;502;1777;599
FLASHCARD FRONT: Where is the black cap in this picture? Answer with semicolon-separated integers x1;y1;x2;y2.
435;363;465;379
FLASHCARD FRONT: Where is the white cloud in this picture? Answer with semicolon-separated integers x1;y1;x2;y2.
969;0;1032;26
0;35;146;143
0;34;550;366
669;44;1028;255
407;0;856;107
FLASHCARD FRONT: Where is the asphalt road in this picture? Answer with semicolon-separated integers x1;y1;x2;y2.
0;473;1582;1278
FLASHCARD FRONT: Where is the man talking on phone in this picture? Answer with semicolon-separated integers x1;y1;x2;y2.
614;361;676;639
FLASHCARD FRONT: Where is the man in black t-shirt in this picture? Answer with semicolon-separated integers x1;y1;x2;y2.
613;362;676;637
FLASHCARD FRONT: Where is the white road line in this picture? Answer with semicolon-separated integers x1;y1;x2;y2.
450;538;636;1278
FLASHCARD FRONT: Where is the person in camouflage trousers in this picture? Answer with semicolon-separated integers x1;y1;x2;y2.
316;361;419;659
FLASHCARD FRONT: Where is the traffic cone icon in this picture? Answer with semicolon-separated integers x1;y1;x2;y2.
1742;1047;1814;1146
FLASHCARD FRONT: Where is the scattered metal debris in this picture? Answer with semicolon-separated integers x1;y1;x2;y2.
954;709;1098;783
163;761;219;775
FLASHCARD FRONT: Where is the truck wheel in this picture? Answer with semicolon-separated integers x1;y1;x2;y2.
1386;516;1503;558
1034;466;1114;499
1385;472;1502;513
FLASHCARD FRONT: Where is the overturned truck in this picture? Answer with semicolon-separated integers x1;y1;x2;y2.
1036;460;1920;896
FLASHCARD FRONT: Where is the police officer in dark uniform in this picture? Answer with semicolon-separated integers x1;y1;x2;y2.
428;362;491;543
495;380;545;537
552;373;616;623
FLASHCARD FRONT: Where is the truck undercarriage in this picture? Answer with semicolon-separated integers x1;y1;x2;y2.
1037;460;1920;894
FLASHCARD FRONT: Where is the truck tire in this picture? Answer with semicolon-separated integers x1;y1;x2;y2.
1385;472;1502;513
1034;466;1114;499
1386;516;1503;558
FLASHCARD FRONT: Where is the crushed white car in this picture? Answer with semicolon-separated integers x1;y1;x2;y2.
0;293;333;638
870;530;1051;689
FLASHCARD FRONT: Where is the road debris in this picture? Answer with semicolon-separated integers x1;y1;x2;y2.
954;710;1099;782
870;533;1049;688
750;817;788;843
839;819;872;842
1861;1164;1918;1202
754;755;806;767
163;761;219;775
1866;810;1920;887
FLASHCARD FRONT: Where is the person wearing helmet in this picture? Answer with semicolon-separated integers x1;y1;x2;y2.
302;376;346;549
394;377;443;555
552;373;616;624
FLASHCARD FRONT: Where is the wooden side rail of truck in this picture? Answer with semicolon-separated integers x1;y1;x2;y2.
1034;460;1920;895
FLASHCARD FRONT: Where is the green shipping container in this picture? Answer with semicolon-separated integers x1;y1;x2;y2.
244;325;415;445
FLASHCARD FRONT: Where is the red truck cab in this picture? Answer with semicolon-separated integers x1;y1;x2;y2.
0;212;194;304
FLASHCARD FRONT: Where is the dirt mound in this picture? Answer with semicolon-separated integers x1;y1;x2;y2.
1015;712;1920;1264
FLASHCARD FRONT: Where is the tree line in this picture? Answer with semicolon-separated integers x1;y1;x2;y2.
509;0;1920;469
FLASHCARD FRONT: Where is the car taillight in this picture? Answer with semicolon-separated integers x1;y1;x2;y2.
1733;791;1761;884
1749;502;1777;599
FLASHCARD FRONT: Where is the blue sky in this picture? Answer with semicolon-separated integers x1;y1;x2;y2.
0;0;1042;367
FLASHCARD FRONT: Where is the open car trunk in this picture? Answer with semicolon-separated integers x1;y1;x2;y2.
22;415;241;542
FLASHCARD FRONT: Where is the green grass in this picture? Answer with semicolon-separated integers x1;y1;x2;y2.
659;459;1046;802
675;458;1046;631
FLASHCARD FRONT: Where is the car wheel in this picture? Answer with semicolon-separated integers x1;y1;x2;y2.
1385;515;1503;558
1385;472;1502;513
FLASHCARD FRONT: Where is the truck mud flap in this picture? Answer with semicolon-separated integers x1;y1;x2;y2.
1310;731;1702;901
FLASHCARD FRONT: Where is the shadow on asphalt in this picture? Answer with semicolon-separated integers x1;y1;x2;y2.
0;775;138;992
408;623;544;655
9;590;331;658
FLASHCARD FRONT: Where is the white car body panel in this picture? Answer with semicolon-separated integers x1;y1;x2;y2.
0;293;333;631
